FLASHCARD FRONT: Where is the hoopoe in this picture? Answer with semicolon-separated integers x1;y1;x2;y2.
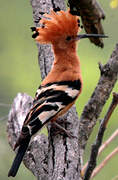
8;9;107;177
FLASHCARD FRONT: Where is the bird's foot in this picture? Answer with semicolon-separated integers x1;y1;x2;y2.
52;122;77;139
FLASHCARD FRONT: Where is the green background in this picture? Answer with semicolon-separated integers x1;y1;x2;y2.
0;0;118;180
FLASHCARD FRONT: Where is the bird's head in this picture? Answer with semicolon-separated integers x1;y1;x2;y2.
31;9;80;50
31;9;108;50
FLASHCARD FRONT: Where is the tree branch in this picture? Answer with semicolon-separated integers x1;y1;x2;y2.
98;129;118;155
79;43;118;151
82;128;118;173
68;0;106;47
83;92;118;180
91;147;118;179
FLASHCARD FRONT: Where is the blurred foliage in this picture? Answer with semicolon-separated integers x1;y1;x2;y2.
0;0;118;180
110;0;118;8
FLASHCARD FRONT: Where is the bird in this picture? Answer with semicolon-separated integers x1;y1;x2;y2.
8;9;108;177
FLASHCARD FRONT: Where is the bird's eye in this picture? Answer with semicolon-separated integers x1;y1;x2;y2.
53;6;60;12
66;36;72;41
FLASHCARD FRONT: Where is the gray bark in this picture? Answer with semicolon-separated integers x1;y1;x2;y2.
7;93;48;179
7;0;118;180
79;44;118;150
68;0;106;47
31;0;82;179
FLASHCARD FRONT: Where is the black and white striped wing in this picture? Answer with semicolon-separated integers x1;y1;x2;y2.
21;79;81;138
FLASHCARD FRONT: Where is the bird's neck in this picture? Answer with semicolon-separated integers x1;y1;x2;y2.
41;44;82;85
52;44;80;69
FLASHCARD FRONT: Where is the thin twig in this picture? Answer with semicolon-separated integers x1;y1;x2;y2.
82;129;118;172
83;92;118;180
98;129;118;155
91;147;118;179
103;93;118;128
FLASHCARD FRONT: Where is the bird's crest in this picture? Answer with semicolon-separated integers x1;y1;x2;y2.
32;9;80;44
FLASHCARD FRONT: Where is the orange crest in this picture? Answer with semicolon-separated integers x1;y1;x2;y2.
35;9;80;44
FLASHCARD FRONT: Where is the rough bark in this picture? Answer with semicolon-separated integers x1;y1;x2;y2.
7;0;118;180
32;1;82;179
79;44;118;150
7;93;48;179
68;0;106;47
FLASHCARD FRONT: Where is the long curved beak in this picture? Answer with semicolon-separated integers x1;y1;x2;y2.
76;34;108;40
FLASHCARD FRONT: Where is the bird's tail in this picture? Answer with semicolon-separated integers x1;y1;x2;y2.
8;136;31;177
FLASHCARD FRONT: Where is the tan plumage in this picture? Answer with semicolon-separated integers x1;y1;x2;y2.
35;9;82;90
35;10;80;44
31;9;83;125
